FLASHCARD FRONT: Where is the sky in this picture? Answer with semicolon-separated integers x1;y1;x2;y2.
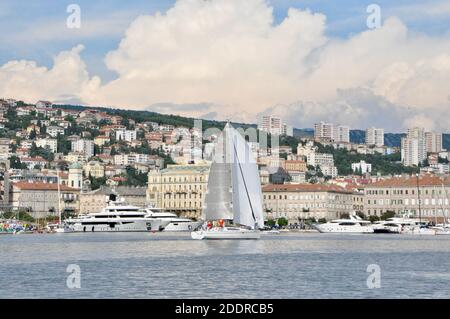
1;0;450;132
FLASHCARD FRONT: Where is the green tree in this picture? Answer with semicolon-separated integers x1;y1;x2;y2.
265;219;276;228
381;211;396;220
277;217;288;227
10;156;26;169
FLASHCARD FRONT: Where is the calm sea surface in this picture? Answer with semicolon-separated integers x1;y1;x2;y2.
1;232;449;299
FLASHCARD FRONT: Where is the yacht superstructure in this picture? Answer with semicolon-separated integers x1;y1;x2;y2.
144;208;202;232
66;202;170;232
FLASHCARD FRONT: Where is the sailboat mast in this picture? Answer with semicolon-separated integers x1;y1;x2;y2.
57;168;61;225
416;173;422;223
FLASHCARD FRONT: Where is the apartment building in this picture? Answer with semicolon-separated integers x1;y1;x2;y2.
146;164;209;218
262;184;354;222
364;175;450;221
314;122;349;143
366;127;384;147
36;138;57;153
425;132;443;153
71;139;95;158
114;153;149;166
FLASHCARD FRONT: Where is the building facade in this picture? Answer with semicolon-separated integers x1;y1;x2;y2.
10;182;80;218
363;175;450;221
146;164;209;218
79;186;147;214
366;127;384;147
425;132;443;153
262;184;354;222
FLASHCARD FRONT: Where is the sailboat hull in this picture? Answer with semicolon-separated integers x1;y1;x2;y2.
191;227;260;240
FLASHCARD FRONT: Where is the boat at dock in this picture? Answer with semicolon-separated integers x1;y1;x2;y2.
65;201;171;232
144;207;202;232
313;215;374;233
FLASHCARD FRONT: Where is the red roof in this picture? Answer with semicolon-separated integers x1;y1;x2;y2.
366;174;450;188
13;182;78;191
262;183;352;194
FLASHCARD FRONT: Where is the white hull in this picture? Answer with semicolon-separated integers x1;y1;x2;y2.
54;226;75;233
163;221;203;232
401;227;436;235
314;224;374;234
191;227;260;240
70;219;168;233
436;229;450;235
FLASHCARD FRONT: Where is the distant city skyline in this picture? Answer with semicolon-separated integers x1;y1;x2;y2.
1;0;450;131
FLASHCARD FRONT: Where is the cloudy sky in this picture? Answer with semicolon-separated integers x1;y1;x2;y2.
1;0;450;132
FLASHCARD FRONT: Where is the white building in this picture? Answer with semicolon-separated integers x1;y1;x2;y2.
314;122;349;143
68;163;83;189
36;138;57;153
402;127;426;166
71;139;94;158
306;152;338;177
282;123;294;137
258;115;282;135
36;101;52;108
114;153;149;166
351;160;372;174
115;129;137;142
47;126;65;138
425;132;443;153
321;165;338;178
307;152;334;167
366;127;384;147
335;125;350;143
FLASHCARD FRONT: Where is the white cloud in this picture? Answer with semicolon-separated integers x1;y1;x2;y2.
0;45;101;104
1;0;450;132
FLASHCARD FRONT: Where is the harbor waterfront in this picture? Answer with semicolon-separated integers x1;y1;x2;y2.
1;232;449;299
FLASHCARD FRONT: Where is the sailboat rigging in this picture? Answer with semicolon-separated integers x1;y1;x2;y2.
191;122;264;240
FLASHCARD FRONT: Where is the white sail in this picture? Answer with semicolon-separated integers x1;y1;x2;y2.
202;123;265;229
202;127;233;221
229;125;265;229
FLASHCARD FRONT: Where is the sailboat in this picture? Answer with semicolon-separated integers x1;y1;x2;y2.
433;184;450;235
191;123;265;240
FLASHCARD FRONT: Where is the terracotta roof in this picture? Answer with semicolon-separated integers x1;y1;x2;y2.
262;183;352;194
13;182;78;192
365;175;450;188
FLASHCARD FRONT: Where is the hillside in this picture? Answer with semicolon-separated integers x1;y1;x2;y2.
54;104;450;150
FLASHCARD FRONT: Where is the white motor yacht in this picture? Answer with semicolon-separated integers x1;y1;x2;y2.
144;208;203;232
66;202;170;232
314;215;374;233
373;217;436;235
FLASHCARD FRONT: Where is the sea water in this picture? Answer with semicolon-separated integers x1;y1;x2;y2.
1;232;449;298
